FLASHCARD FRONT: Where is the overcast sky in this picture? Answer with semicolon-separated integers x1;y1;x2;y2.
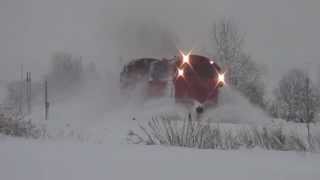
1;0;320;84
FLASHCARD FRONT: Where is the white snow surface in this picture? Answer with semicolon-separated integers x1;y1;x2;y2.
1;137;320;180
1;85;320;180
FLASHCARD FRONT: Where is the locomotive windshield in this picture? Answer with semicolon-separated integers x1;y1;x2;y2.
189;55;216;79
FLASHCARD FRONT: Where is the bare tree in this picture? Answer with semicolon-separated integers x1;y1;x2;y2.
45;52;85;102
274;69;320;123
236;54;265;107
4;78;42;115
212;18;244;69
4;81;23;111
49;52;84;85
274;68;320;145
212;19;265;107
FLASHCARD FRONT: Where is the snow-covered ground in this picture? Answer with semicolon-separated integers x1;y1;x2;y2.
1;86;320;180
1;137;319;180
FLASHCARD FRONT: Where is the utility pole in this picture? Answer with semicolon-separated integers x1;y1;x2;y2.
45;80;49;120
18;64;24;114
26;72;32;114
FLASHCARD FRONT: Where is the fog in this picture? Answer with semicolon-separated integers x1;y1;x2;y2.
1;0;320;81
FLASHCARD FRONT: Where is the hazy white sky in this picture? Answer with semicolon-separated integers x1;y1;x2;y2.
1;0;319;83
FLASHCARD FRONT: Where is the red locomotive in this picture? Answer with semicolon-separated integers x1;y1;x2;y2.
120;52;225;113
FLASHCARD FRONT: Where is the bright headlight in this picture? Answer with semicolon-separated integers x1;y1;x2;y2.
177;68;184;78
217;72;225;87
179;50;191;65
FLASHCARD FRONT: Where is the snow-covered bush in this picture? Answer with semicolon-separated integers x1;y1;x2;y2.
0;113;42;138
131;116;320;152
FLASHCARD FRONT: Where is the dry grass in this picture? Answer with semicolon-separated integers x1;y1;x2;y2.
130;116;320;152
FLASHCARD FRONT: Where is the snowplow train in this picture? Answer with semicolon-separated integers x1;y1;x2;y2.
120;53;225;114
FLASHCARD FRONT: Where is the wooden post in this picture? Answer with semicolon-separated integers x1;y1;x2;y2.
45;80;49;120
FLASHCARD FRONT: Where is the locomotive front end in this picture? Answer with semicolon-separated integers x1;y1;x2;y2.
173;53;224;113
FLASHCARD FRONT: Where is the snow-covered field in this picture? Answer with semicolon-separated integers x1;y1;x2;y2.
1;86;320;180
1;136;320;180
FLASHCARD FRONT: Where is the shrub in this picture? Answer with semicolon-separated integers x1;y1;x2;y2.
130;116;319;152
0;113;42;138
